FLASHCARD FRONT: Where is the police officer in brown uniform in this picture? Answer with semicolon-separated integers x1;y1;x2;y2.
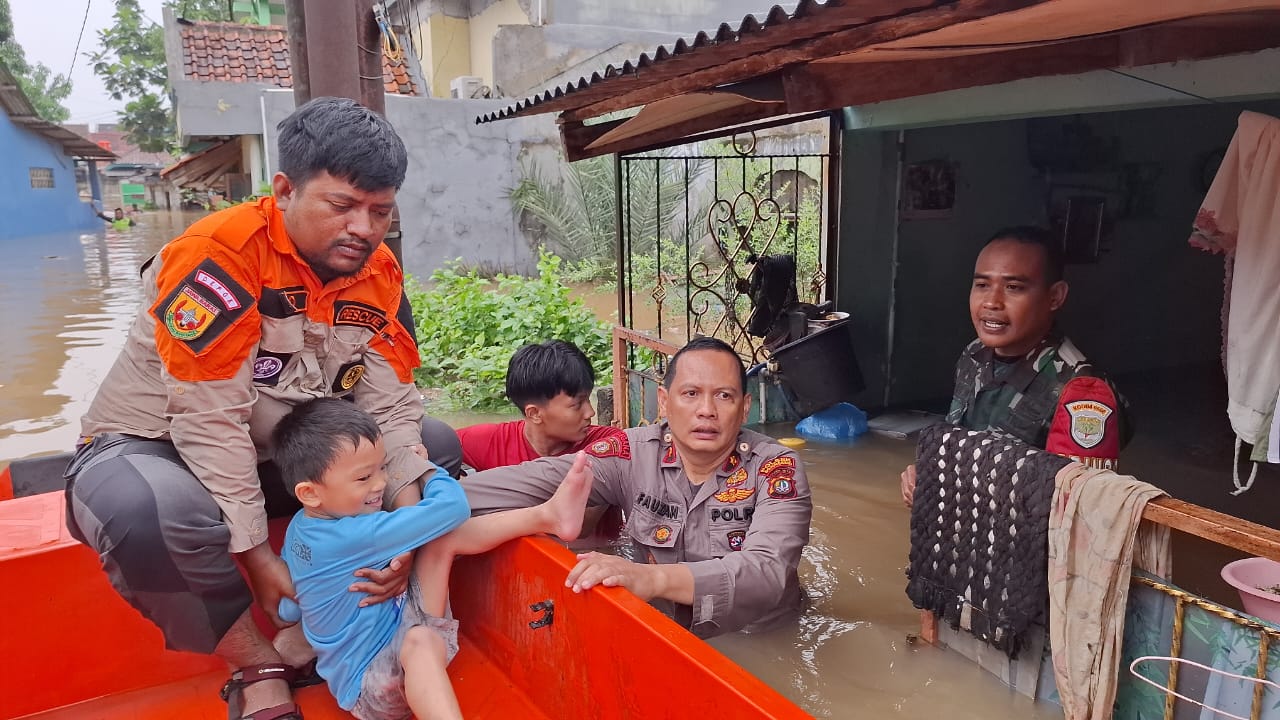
463;337;813;638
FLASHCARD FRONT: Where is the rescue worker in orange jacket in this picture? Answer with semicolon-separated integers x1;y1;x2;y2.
462;337;813;638
63;98;460;720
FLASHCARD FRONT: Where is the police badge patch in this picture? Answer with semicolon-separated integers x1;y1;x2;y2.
727;530;746;552
1065;399;1112;449
653;525;672;543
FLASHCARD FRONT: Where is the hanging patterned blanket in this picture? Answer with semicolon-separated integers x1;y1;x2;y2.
905;424;1071;658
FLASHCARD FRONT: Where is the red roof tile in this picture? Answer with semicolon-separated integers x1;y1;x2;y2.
178;21;418;97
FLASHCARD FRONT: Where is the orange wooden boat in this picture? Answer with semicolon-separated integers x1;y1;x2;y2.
0;457;810;719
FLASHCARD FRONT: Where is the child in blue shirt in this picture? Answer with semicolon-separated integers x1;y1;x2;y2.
274;398;592;720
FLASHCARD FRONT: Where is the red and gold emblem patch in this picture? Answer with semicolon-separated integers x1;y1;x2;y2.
653;525;672;543
164;285;220;340
727;530;746;552
767;475;797;499
584;433;630;460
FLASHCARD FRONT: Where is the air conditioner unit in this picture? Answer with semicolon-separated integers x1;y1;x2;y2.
450;76;484;99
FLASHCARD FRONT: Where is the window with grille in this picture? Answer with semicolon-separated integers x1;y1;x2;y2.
29;168;55;189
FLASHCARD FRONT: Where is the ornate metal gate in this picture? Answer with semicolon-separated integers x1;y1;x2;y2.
615;117;838;366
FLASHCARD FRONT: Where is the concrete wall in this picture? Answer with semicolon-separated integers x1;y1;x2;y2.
838;100;1278;410
0;115;100;240
172;80;276;141
261;89;561;280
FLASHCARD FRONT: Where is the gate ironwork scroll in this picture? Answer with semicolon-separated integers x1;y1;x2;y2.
616;120;836;367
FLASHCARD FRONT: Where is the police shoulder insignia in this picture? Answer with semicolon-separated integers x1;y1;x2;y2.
585;433;630;460
767;476;797;499
761;454;799;499
727;530;746;552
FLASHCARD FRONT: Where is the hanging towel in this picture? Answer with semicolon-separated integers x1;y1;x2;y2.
1189;111;1280;448
1048;464;1169;720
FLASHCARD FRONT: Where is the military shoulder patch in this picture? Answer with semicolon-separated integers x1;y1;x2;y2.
585;433;630;460
1047;376;1122;461
152;259;253;354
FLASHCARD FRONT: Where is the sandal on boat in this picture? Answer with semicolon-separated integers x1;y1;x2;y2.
220;663;305;720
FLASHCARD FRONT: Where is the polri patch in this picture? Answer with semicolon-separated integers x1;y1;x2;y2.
653;525;672;543
585;433;630;460
727;530;746;552
767;475;797;499
333;301;389;334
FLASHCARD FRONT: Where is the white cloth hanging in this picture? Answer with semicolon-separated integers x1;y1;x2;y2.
1190;111;1280;449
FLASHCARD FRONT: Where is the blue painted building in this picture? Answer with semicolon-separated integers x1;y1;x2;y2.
0;62;116;241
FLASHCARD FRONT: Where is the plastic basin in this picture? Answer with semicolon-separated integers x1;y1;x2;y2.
1221;557;1280;625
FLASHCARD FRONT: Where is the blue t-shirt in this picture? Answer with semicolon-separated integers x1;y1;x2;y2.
282;467;469;709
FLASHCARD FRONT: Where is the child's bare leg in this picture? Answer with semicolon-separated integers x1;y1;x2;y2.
409;452;595;619
446;451;595;556
400;626;462;720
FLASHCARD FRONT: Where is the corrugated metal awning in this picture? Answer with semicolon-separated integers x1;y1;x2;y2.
477;0;1280;159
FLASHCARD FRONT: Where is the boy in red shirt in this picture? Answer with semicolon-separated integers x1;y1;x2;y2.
457;340;624;471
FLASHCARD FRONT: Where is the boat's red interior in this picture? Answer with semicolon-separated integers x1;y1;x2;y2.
0;467;809;719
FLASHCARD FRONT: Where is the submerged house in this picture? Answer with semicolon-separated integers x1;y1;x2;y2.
0;62;115;240
478;0;1280;713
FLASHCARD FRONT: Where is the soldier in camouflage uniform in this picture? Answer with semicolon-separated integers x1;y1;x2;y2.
902;227;1132;505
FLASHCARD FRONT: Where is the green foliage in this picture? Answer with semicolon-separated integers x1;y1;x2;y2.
89;0;229;153
407;250;611;411
0;0;72;122
509;151;708;264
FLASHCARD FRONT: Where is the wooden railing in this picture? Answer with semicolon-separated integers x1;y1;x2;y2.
612;325;681;428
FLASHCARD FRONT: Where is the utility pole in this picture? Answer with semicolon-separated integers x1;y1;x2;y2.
283;0;399;258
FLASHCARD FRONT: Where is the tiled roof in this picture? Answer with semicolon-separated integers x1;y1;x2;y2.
179;21;418;96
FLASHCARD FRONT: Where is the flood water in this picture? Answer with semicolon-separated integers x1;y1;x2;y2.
2;216;1060;718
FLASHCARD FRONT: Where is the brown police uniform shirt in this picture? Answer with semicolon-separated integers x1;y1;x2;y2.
80;198;432;553
462;422;813;638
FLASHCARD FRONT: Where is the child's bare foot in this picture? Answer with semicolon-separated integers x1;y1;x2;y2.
543;451;594;541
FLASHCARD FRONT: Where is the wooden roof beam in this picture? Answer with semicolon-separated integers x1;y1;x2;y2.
780;15;1280;113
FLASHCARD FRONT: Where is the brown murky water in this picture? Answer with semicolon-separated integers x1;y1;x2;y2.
3;219;1060;718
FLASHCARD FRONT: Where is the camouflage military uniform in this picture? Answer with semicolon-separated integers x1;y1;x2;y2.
461;422;812;638
948;334;1132;468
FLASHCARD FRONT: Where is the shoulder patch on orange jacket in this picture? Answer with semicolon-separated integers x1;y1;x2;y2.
1047;376;1121;468
151;242;261;382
